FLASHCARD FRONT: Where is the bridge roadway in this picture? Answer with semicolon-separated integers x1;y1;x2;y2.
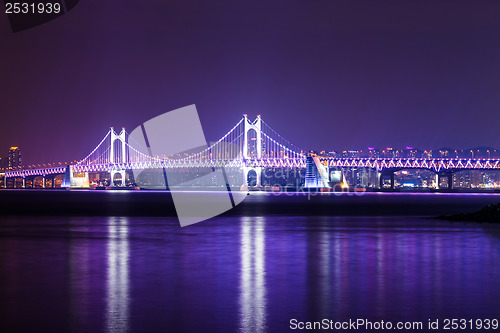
3;157;500;189
5;157;500;177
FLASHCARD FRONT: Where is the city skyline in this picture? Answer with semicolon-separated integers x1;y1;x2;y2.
2;127;500;169
3;114;500;191
2;1;500;165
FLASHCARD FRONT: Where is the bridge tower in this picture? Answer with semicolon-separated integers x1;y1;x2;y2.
436;172;454;190
110;127;127;186
243;114;262;188
379;170;395;190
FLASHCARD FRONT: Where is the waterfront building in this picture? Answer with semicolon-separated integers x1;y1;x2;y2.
8;147;21;170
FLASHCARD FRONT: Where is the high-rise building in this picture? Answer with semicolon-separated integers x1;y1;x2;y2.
8;147;22;170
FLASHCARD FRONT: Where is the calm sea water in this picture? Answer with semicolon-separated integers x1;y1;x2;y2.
1;193;500;333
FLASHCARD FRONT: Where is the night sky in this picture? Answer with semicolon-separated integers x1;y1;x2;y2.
1;1;500;164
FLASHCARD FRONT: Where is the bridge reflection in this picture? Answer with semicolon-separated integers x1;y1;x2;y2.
1;215;500;332
240;216;267;333
106;217;130;333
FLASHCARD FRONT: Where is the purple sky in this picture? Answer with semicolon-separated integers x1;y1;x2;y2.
1;1;500;164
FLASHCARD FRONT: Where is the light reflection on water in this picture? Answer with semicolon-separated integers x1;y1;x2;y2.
106;217;130;333
240;216;266;333
319;227;331;319
0;215;500;332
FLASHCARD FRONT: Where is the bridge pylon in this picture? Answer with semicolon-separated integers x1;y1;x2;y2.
110;127;126;164
437;172;454;190
243;114;262;159
379;170;395;190
109;127;127;186
243;115;262;188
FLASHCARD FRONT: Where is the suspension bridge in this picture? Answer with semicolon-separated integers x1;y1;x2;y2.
3;114;500;190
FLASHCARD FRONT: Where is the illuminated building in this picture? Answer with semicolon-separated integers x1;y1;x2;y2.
8;147;22;170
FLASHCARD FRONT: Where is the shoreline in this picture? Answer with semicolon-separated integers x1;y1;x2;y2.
0;190;499;218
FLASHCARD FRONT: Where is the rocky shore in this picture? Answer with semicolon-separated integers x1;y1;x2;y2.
437;203;500;223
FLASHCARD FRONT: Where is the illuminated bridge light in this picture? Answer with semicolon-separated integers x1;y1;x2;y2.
4;115;500;186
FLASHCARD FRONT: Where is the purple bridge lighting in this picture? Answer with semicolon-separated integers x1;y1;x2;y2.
3;115;500;190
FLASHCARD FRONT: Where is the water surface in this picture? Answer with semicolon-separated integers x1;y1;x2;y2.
1;194;500;332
